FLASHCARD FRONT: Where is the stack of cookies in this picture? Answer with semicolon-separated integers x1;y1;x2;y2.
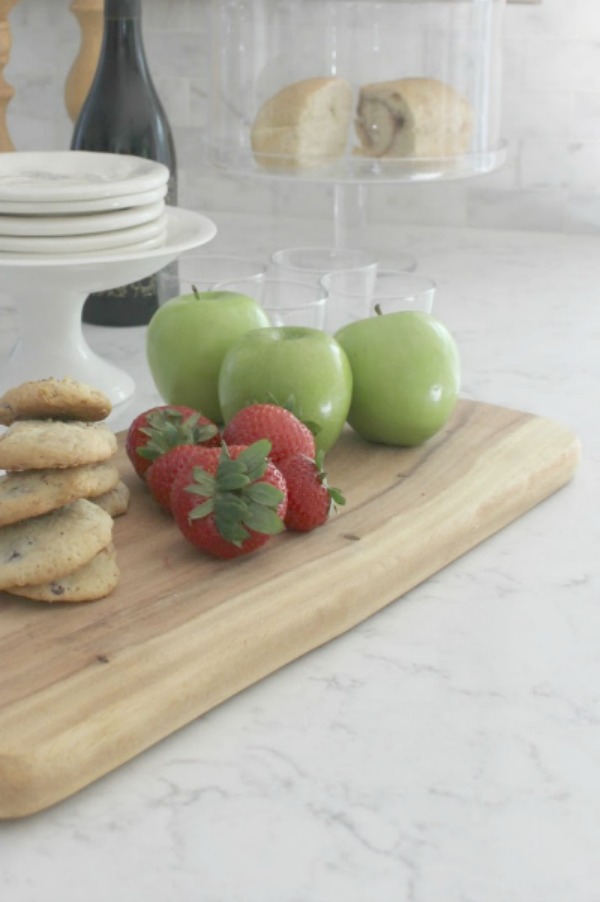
0;377;129;603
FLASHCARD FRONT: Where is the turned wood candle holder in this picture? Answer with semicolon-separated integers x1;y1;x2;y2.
65;0;103;123
0;0;21;152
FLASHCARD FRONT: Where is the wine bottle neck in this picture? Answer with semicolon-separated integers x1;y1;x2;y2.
99;4;149;74
104;0;141;18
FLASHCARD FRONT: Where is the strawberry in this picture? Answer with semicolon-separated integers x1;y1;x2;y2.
145;445;212;513
222;403;316;465
170;440;288;559
276;451;345;532
126;405;220;480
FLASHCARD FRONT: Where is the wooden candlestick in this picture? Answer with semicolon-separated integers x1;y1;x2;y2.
0;0;21;152
65;0;104;123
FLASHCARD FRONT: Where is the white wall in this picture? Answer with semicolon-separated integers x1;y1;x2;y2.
5;0;600;235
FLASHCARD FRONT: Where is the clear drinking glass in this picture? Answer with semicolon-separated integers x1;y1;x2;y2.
214;275;328;329
321;269;436;333
319;268;377;333
163;253;268;299
369;271;436;315
271;245;378;286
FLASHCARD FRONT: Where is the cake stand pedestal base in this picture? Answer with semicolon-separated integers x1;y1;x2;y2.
0;207;217;408
2;289;135;405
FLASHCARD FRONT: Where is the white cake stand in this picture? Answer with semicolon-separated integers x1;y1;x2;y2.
0;207;216;406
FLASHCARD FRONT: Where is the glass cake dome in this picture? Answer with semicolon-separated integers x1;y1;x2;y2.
208;0;507;184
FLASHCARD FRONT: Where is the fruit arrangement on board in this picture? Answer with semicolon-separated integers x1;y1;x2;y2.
129;283;461;561
126;402;345;559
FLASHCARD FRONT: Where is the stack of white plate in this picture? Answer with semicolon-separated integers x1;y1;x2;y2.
0;150;170;257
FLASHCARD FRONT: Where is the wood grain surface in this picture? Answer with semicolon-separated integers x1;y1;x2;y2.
0;399;580;818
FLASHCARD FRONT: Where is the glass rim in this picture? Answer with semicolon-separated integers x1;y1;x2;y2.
263;299;328;314
214;275;330;298
271;245;378;272
320;269;436;296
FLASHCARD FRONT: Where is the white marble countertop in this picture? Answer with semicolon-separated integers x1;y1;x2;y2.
0;212;599;902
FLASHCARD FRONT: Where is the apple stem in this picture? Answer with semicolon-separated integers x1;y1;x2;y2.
374;303;383;316
192;284;200;299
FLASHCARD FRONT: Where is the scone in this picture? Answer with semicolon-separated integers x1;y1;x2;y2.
251;76;352;169
0;376;111;425
354;77;473;159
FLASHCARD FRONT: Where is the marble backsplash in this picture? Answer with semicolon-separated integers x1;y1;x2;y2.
5;0;600;236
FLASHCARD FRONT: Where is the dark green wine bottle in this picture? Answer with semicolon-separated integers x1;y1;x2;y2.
71;0;177;326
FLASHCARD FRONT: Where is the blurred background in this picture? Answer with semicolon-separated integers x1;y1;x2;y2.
5;0;600;235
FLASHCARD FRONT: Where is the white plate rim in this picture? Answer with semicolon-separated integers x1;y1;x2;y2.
0;184;168;215
0;151;169;202
0;211;169;253
0;207;217;267
0;199;166;237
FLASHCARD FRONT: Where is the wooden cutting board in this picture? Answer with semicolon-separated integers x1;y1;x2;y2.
0;399;580;819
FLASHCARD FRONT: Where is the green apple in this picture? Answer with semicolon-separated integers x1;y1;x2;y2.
146;289;271;422
335;310;460;446
218;326;353;453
